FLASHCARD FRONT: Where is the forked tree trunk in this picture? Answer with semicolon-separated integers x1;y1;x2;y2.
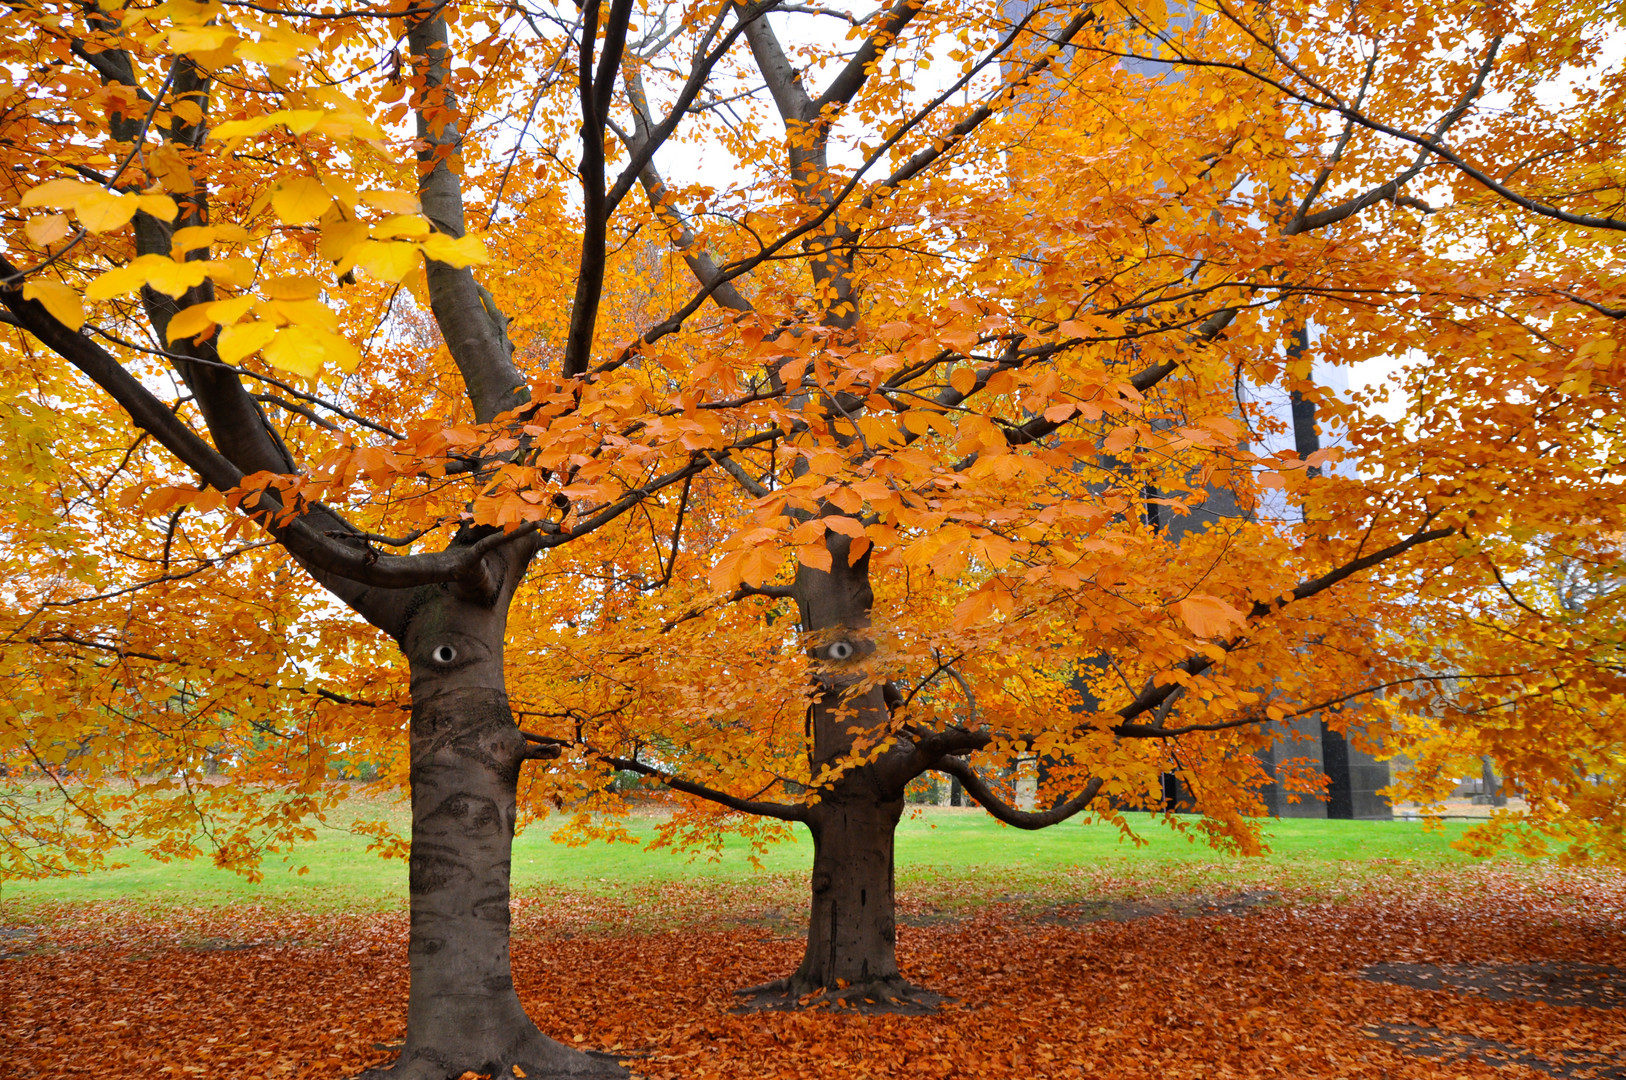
367;586;623;1080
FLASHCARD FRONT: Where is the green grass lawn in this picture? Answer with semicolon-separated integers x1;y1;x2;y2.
1;796;1490;913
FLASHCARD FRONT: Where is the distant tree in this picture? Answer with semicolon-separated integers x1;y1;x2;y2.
529;0;1626;1010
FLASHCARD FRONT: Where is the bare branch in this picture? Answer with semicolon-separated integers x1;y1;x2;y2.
602;756;808;820
935;757;1103;830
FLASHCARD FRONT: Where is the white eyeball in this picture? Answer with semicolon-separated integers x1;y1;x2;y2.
827;641;854;661
431;645;458;664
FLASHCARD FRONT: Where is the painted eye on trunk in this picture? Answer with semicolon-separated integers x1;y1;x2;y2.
431;645;457;664
826;641;854;661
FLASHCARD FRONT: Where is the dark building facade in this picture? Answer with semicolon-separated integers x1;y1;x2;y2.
1254;715;1392;819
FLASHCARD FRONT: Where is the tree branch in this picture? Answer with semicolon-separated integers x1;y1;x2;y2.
0;269;546;604
407;7;528;418
811;0;925;118
1111;523;1456;728
616;65;755;313
562;0;639;378
934;757;1103;829
602;756;808;820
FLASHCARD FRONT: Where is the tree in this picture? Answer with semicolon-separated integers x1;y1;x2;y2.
0;0;941;1073
527;0;1626;1010
0;0;651;1061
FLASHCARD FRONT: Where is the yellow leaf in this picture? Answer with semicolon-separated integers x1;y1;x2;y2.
789;519;826;545
262;275;323;301
1577;337;1617;365
419;232;488;267
403;265;430;310
262;324;360;377
136;194;179;222
1174;594;1245;638
343;240;419;283
797;542;833;573
319;175;361;209
928;527;971;576
360;189;421;215
372;214;430;240
270;177;332;224
206;115;277;144
171;225;216;254
166;302;217;342
312;114;385;141
290;109;335;135
168;222;246;254
322;330;363;372
1058;318;1110;338
1103;425;1138;454
148;144;195;193
74;189;141;233
949;366;977;396
264;298;339;332
19;178;93;209
218;320;278;364
204;257;256;287
24;214;70;247
738;546;781;588
855;414;902;446
235;39;306;70
205;295;257;325
22;281;84;331
144;259;209;297
170;99;206;127
168;26;236;52
953;588;996;630
261;325;325;378
940;326;979;354
708;549;745;593
978;531;1014;567
317;218;369;262
85;255;205;300
85;263;148;300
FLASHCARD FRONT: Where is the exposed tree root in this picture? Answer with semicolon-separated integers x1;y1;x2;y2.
353;1030;628;1080
733;975;950;1015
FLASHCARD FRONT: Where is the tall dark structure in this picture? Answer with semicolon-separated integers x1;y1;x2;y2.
1254;714;1393;820
1253;333;1392;820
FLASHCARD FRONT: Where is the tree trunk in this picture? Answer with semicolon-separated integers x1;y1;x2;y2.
367;585;623;1080
791;791;909;998
1482;756;1506;808
736;533;943;1012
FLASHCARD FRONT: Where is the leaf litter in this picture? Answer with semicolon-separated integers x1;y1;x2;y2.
3;865;1624;1079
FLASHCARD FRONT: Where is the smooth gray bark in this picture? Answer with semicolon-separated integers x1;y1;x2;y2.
374;579;621;1079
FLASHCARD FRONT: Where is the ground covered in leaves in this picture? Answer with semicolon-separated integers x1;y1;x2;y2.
4;866;1624;1080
